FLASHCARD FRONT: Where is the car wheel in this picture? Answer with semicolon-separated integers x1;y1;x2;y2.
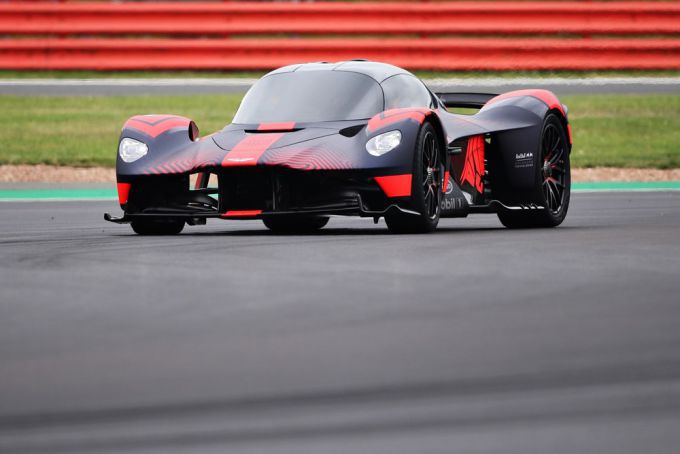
262;216;329;233
497;113;571;229
385;122;441;233
131;218;185;235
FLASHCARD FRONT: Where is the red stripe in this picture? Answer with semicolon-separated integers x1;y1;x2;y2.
124;116;190;138
442;170;450;193
194;172;205;189
222;133;283;167
485;89;565;116
220;209;262;218
374;174;412;198
167;161;182;173
567;124;573;144
367;108;431;133
460;135;485;193
117;182;131;205
258;122;296;131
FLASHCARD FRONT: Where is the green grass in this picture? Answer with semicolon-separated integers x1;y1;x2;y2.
0;94;678;168
564;94;680;169
0;95;241;167
1;70;679;80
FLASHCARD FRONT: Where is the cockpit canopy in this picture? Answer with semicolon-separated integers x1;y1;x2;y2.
233;63;433;124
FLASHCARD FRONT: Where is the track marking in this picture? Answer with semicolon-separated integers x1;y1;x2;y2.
1;182;678;202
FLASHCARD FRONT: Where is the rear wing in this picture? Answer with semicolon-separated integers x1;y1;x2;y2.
436;92;498;109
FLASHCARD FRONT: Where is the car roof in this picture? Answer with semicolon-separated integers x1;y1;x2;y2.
265;60;413;84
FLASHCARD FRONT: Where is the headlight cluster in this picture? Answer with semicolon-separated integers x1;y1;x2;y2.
118;138;148;163
366;130;401;156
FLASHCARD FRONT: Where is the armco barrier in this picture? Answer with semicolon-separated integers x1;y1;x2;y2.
2;38;678;71
0;2;679;71
1;2;679;36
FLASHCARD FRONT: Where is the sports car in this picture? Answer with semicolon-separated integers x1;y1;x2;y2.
105;60;571;234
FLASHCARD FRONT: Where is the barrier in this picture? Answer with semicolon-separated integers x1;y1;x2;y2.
1;2;679;36
1;2;679;71
2;38;678;71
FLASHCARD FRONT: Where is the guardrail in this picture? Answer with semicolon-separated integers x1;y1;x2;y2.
3;38;678;71
2;2;679;36
0;1;679;71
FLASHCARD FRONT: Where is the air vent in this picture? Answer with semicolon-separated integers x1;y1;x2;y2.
339;124;365;137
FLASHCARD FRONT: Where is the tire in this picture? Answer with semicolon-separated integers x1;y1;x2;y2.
262;215;329;233
497;113;571;229
385;122;441;234
131;218;185;235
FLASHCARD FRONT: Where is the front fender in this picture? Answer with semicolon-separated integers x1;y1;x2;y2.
116;115;201;178
363;108;435;174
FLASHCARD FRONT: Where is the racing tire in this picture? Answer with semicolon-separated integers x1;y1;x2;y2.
385;122;441;234
497;113;571;229
262;216;329;233
131;218;185;235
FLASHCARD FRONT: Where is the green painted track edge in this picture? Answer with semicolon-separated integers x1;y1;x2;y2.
0;182;679;201
0;188;116;200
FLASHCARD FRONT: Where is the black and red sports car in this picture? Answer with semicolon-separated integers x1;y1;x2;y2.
105;60;571;234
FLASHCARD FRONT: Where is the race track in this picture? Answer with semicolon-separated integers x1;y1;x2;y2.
1;77;679;96
1;191;680;453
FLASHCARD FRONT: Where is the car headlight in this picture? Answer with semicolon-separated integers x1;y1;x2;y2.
118;138;148;163
366;130;401;156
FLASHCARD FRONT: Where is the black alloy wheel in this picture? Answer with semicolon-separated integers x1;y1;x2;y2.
385;122;441;233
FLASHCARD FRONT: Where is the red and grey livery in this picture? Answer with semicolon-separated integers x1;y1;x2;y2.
106;60;572;234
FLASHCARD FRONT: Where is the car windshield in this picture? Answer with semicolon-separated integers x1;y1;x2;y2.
233;71;384;124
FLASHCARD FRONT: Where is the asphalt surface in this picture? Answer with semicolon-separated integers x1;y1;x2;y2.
1;77;679;96
1;191;680;453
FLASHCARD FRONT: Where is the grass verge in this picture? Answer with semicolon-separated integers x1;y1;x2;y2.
0;94;677;168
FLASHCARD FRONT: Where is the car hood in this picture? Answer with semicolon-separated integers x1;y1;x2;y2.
212;125;341;151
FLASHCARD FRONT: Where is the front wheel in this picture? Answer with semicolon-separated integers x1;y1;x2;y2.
385;122;441;234
131;218;185;235
262;216;329;233
497;113;571;229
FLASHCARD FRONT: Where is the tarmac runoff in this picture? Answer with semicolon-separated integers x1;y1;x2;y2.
0;77;679;96
1;182;679;202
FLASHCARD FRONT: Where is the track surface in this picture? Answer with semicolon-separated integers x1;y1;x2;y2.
1;77;679;96
1;191;680;453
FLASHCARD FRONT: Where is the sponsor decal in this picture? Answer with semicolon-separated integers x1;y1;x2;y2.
514;151;534;169
445;176;454;195
440;196;465;212
440;176;467;213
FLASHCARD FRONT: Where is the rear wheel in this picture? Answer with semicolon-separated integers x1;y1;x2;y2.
497;113;571;229
385;122;441;233
131;218;185;235
262;216;329;233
